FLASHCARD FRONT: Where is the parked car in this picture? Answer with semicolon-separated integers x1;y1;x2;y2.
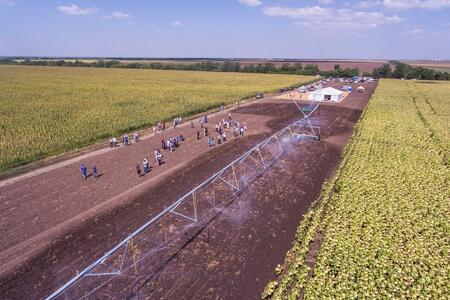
256;93;264;99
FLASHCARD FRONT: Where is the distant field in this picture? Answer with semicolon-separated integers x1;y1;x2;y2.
264;79;450;299
0;65;314;171
232;60;385;73
404;61;450;72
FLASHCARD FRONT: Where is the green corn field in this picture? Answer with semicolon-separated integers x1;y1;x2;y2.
0;65;314;171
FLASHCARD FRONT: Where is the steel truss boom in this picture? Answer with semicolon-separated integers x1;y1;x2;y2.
46;98;322;300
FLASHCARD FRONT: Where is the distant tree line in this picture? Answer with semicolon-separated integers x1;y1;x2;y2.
371;60;449;81
0;58;360;77
1;58;448;80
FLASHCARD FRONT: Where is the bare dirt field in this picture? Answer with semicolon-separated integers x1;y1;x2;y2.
403;60;450;72
0;82;377;299
115;59;386;73
404;60;450;68
238;60;385;73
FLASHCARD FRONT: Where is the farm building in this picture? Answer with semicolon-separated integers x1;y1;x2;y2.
308;87;344;102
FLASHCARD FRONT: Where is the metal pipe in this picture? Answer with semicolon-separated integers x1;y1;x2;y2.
45;100;321;300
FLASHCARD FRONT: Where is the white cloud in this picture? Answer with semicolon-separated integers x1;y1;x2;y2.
318;0;335;4
355;1;383;9
263;5;403;33
171;20;183;27
58;4;98;15
238;0;262;6
103;11;132;20
383;0;450;10
263;6;331;19
406;28;426;35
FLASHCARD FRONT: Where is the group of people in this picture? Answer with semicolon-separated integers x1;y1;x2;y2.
87;108;249;180
199;115;208;126
136;148;163;177
80;162;99;179
173;117;183;128
108;132;140;148
232;121;247;137
160;132;185;152
153;121;166;135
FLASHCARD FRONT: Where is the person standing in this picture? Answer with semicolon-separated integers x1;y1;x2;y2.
197;129;200;140
136;163;142;177
80;163;88;179
156;152;162;166
91;163;98;178
154;149;160;166
228;112;232;121
143;157;150;173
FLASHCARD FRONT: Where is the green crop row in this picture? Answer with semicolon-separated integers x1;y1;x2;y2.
0;65;314;172
263;79;450;299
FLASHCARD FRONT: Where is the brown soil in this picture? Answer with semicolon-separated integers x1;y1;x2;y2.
237;60;385;73
114;59;385;73
0;82;377;299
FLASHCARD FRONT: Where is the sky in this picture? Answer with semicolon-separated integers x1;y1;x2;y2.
0;0;449;60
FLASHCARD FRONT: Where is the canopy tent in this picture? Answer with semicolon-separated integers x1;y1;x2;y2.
342;85;353;92
298;86;307;93
308;87;344;102
356;86;365;93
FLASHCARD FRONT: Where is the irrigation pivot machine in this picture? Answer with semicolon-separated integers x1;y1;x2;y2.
46;98;322;299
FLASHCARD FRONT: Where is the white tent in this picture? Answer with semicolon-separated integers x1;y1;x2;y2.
308;87;344;102
356;86;365;93
298;86;307;93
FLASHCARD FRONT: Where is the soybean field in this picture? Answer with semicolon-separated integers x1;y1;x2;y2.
0;65;313;171
264;79;450;299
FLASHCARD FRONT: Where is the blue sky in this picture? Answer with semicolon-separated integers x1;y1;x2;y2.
0;0;449;59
